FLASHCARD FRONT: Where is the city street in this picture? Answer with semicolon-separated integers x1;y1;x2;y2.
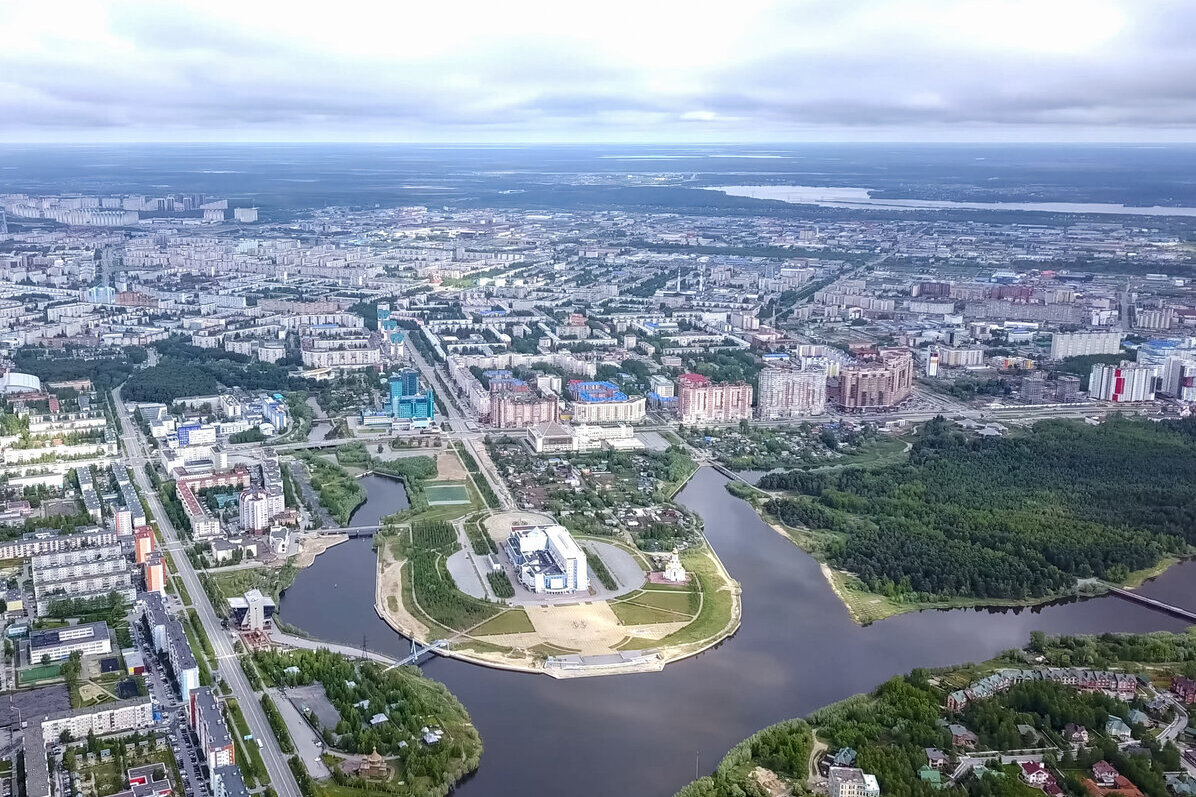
112;387;302;797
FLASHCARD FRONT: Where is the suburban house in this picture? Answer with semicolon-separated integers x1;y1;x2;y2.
1020;762;1051;786
1104;716;1132;741
925;749;949;770
1172;676;1196;704
948;723;978;749
1064;723;1089;743
1092;761;1119;788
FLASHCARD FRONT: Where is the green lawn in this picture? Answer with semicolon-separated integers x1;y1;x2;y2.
469;610;534;636
620;549;735;651
611;601;690;625
625;589;698;614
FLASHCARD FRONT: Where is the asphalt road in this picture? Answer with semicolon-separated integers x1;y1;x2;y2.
113;387;302;797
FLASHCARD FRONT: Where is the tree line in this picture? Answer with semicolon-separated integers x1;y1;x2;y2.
760;417;1196;603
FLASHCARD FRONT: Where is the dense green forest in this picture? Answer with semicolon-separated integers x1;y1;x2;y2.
759;417;1196;602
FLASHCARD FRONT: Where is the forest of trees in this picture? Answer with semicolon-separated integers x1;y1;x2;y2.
253;648;480;795
760;417;1196;603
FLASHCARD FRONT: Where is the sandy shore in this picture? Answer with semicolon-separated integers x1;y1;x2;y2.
293;534;348;568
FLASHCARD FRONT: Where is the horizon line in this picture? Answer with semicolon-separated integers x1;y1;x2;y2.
2;139;1196;147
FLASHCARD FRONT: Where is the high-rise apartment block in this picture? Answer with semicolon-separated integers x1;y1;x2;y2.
757;365;827;419
830;349;914;410
1089;362;1156;402
1049;331;1122;360
676;373;753;424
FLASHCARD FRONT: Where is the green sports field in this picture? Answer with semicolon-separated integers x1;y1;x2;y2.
424;482;471;505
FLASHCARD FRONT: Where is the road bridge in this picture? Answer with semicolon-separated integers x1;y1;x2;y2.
1103;584;1196;622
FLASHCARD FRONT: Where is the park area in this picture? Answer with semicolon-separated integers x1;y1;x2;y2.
374;510;741;676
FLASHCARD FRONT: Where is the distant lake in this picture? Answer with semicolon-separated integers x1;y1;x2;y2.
708;184;1196;217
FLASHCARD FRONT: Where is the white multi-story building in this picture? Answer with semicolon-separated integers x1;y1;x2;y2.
38;696;154;742
937;346;986;368
29;622;112;662
1089;362;1156;402
505;524;589;594
569;396;646;424
1049;331;1123;360
757;365;827;419
828;768;880;797
1160;357;1196;401
238;487;284;532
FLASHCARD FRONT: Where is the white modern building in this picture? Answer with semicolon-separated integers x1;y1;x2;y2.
238;487;283;532
505;524;589;594
1089;362;1156;403
28;622;112;662
1049;331;1122;360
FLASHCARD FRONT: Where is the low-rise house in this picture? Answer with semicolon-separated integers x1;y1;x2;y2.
919;766;943;790
1020;762;1051;787
832;748;858;767
948;723;978;749
1092;761;1118;788
1064;723;1089;743
925;748;949;770
1104;716;1132;741
1171;676;1196;705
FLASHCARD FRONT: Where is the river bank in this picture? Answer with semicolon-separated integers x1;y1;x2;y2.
741;484;1193;626
279;467;1195;797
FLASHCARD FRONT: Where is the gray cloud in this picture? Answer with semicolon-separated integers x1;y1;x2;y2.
0;0;1194;141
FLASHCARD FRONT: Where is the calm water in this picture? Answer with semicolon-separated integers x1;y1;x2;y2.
346;474;409;527
280;467;1194;797
711;184;1196;217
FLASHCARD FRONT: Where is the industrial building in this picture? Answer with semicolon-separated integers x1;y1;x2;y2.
505;524;589;594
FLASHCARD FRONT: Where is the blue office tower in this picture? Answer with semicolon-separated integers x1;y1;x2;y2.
389;370;434;422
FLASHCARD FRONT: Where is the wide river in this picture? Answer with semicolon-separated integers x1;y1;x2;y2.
280;467;1195;797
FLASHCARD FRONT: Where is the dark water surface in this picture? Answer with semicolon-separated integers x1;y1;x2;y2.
280;467;1194;797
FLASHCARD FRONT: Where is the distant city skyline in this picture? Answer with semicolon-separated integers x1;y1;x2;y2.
1;0;1194;143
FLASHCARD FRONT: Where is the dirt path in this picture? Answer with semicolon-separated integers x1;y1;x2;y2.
375;544;430;639
808;737;828;782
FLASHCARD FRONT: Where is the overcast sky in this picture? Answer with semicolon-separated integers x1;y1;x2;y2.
1;0;1194;143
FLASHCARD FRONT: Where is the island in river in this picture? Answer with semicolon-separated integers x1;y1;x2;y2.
373;442;744;677
729;416;1196;625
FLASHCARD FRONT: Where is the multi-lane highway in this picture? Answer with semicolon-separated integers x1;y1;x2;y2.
111;388;302;797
